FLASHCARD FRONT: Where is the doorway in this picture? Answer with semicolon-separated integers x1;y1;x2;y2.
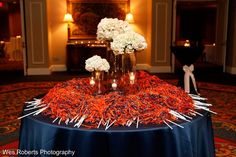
173;0;228;73
0;0;25;75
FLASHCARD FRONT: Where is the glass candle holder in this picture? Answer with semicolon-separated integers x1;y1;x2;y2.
129;72;136;84
90;70;104;95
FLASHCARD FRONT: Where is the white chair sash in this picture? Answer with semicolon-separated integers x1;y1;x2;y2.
183;64;199;95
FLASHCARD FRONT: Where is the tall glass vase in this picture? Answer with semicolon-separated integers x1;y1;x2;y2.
106;41;137;92
109;52;137;93
90;70;104;95
121;52;136;74
122;52;137;85
110;54;122;92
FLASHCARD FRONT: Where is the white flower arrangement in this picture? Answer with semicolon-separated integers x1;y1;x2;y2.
96;18;132;41
85;55;110;72
110;31;147;55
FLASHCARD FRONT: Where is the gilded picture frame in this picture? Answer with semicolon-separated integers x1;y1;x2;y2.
67;0;130;40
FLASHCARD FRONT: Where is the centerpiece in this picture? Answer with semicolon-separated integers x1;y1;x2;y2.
97;18;147;90
85;55;110;95
110;31;147;84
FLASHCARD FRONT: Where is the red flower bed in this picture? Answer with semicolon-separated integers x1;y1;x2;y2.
41;71;194;128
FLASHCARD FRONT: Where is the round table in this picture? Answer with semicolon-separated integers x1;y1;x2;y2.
19;106;215;157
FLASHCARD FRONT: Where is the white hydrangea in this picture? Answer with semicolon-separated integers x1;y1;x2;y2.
110;31;147;55
85;55;110;72
96;18;132;41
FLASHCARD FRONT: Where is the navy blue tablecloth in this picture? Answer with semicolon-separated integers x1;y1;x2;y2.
19;109;215;157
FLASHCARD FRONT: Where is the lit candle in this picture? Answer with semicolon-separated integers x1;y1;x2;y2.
129;72;135;84
129;72;135;81
90;77;95;86
111;79;117;90
184;40;190;47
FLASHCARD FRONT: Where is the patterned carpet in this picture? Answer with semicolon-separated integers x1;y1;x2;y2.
0;82;57;145
199;83;236;157
0;80;235;156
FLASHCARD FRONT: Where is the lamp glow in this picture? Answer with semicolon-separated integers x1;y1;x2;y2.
125;13;134;23
63;13;74;23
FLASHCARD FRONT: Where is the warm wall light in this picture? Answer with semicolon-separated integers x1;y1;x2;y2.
64;13;73;40
63;13;73;23
125;13;134;23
